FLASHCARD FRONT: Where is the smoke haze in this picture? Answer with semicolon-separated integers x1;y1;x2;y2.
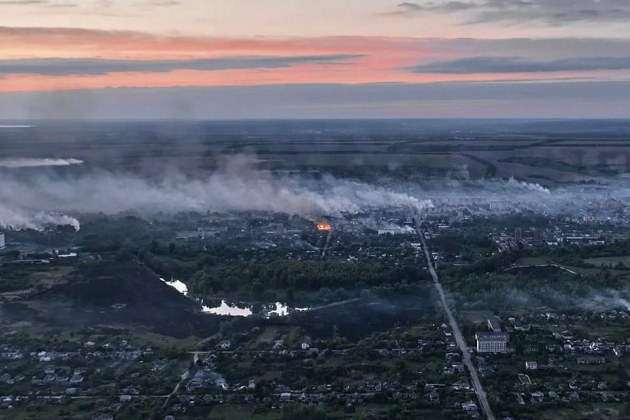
0;155;432;230
0;154;628;231
0;158;83;168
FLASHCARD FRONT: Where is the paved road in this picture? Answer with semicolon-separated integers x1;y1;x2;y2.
418;228;496;420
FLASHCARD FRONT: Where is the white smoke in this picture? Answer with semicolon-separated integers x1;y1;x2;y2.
0;155;431;230
0;158;83;168
0;203;80;231
505;177;551;194
0;154;629;231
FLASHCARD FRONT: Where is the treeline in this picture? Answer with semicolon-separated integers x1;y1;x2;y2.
444;268;622;310
528;240;630;266
443;252;522;279
140;250;199;280
446;269;616;297
188;260;430;295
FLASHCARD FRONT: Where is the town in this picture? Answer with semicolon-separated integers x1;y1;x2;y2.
2;201;630;420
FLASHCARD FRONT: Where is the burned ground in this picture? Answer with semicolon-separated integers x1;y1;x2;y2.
3;261;221;338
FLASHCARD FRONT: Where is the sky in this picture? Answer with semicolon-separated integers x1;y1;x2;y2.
1;0;630;119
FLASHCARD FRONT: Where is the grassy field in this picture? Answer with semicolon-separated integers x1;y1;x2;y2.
515;257;555;266
538;403;625;420
256;326;279;344
208;404;255;420
460;310;494;326
585;256;630;267
0;265;75;296
286;327;300;347
515;257;630;277
0;399;113;420
249;410;281;420
134;330;201;350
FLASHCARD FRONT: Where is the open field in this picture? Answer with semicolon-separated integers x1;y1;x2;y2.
515;257;630;277
1;261;223;338
2;120;630;181
0;265;75;296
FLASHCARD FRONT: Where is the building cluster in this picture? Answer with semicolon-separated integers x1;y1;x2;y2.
492;224;627;253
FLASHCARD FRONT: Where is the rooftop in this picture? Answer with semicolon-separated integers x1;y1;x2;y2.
475;332;510;342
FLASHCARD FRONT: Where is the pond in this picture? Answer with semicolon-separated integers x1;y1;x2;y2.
160;278;189;296
201;300;310;317
160;278;309;317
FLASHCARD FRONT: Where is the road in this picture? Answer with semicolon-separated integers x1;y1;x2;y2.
321;229;332;258
417;226;496;420
162;369;189;408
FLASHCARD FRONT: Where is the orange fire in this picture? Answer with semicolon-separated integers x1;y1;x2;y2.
316;222;332;232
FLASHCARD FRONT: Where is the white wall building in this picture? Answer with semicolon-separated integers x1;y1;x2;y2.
476;332;509;353
0;233;5;249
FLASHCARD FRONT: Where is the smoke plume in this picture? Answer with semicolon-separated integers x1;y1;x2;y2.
1;154;629;231
0;155;431;230
0;158;83;168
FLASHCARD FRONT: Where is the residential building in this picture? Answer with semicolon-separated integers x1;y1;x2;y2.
525;361;538;370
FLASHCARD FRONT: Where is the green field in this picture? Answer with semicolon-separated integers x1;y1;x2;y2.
585;256;630;268
209;404;255;420
538;403;626;420
256;326;279;344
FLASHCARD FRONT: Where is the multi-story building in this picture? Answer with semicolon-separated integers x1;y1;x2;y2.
476;332;509;353
514;227;522;243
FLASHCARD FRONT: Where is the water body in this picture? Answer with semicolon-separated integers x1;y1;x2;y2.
160;278;309;317
201;300;310;317
160;278;189;296
201;300;253;317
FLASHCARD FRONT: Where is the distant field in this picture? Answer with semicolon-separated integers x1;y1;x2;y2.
4;120;630;181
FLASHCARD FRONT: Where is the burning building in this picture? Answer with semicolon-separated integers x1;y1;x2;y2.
316;222;332;232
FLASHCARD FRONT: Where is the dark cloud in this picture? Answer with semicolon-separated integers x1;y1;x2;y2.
393;0;630;25
0;55;363;76
406;56;630;74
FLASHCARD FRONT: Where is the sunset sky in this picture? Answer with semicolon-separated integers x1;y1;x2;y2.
2;0;630;119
